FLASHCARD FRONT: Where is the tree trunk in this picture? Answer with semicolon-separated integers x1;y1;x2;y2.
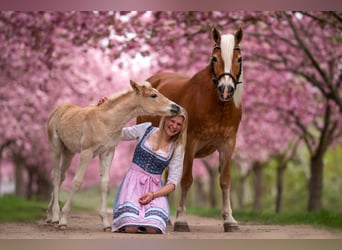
194;177;207;207
238;175;247;209
13;154;26;198
308;154;324;211
253;162;263;211
27;169;34;200
207;167;217;208
36;173;52;201
275;164;286;214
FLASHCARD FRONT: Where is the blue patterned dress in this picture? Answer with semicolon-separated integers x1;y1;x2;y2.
111;122;184;233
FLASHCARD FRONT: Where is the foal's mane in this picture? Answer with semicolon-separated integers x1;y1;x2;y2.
102;89;133;107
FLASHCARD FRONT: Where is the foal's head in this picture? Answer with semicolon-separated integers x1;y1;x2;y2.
130;80;180;116
210;27;243;105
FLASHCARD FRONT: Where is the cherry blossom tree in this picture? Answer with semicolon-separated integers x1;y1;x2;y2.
0;11;341;215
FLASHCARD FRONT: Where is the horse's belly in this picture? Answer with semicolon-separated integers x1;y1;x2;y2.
194;145;216;158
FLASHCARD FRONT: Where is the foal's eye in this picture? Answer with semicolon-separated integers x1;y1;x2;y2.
238;57;243;63
150;93;157;98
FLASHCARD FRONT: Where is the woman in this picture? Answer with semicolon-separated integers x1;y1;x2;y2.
112;109;188;234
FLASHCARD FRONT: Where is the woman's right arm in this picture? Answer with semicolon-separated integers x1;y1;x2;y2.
121;122;152;141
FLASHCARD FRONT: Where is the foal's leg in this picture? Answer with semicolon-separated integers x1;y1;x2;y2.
47;150;74;223
98;150;114;231
47;150;74;225
59;149;93;229
48;143;63;225
60;150;75;185
219;144;238;232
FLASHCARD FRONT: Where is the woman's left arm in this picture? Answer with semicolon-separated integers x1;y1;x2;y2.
139;146;184;205
138;183;175;205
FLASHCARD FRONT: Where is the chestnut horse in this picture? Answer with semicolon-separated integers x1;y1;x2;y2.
46;80;180;231
138;27;243;232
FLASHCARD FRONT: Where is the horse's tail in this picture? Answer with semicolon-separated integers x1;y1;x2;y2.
47;103;73;143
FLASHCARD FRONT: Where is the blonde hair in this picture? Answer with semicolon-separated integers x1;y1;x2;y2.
156;107;188;153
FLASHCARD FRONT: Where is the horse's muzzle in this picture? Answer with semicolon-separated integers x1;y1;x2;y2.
218;85;234;101
171;103;181;115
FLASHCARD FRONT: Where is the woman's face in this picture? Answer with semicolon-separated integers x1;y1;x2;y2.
164;115;184;138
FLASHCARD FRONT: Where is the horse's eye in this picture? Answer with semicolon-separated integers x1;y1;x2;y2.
212;56;218;63
150;93;157;98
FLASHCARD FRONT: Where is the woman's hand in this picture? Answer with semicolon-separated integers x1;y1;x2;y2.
139;192;154;205
96;96;108;106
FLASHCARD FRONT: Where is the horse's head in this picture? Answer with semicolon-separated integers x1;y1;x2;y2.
210;27;243;105
130;80;180;116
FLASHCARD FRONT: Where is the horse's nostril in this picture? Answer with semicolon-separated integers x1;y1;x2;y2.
171;104;180;114
228;85;234;94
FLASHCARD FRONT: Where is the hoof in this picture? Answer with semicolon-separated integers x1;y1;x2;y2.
173;222;191;232
59;224;67;230
223;223;239;232
103;227;111;232
46;219;52;225
51;221;59;226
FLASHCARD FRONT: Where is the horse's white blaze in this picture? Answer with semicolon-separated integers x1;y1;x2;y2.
220;34;235;88
221;34;243;107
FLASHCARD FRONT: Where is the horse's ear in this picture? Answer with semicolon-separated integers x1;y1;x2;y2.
211;26;221;45
235;27;243;44
130;80;140;94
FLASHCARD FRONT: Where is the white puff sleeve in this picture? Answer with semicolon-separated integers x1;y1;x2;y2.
121;122;152;141
166;145;184;188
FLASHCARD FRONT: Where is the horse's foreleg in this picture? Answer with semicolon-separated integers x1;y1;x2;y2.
174;150;195;232
59;149;93;229
219;146;239;232
98;150;114;232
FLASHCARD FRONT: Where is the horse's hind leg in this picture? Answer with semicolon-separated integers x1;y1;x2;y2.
98;150;114;231
59;149;93;229
49;147;63;225
46;192;54;224
47;148;74;225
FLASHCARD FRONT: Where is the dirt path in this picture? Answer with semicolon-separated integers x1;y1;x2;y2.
0;210;341;239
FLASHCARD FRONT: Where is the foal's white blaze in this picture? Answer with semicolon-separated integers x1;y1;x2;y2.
220;34;243;107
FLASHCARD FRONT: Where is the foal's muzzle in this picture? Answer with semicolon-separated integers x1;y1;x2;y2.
170;103;181;115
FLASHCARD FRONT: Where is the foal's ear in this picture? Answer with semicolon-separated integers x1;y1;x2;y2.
211;26;221;45
130;80;144;95
235;27;243;44
130;80;140;93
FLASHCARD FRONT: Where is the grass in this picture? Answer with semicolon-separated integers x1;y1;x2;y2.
1;192;341;231
0;195;47;222
181;207;342;230
0;191;96;222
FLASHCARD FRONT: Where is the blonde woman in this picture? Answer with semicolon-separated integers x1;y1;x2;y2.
111;109;188;234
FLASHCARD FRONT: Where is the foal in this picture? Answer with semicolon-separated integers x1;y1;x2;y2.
46;80;180;231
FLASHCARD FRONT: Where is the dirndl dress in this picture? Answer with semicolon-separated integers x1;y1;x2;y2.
111;125;174;233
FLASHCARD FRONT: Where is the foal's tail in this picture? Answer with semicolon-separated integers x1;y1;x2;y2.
47;103;73;143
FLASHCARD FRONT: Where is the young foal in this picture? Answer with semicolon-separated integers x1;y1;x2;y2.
138;27;243;232
46;80;180;231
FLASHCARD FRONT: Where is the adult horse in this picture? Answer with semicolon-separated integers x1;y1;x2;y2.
137;27;243;232
46;80;180;231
